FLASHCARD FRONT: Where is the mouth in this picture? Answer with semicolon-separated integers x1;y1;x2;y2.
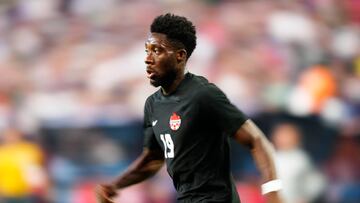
146;68;156;79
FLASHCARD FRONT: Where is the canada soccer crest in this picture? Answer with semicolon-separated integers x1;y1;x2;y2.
169;112;181;131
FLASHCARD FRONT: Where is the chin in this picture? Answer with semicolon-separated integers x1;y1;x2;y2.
150;79;161;87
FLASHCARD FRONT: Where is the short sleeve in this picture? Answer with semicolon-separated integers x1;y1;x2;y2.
143;97;161;150
198;84;248;136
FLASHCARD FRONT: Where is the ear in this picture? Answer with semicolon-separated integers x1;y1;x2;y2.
176;49;187;63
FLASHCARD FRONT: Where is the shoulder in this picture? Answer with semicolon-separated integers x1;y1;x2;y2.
188;73;210;87
145;89;162;105
195;81;226;103
144;90;161;113
187;73;222;96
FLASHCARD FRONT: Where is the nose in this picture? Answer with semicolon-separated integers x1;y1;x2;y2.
145;53;154;65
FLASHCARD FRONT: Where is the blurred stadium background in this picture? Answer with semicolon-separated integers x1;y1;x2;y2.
0;0;359;203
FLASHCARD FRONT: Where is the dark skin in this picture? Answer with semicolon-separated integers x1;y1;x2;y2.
144;33;187;94
96;33;283;203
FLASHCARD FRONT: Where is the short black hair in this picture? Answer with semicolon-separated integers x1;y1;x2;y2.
150;13;197;59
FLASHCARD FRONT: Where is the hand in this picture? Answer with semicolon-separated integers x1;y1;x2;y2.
95;184;117;203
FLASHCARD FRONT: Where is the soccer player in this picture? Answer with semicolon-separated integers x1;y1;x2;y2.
96;13;283;203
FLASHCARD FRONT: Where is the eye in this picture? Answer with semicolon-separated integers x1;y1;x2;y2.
154;48;160;54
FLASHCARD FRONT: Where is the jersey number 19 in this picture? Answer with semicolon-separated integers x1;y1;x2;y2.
160;134;174;158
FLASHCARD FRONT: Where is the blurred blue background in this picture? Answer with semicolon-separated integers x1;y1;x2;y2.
0;0;359;203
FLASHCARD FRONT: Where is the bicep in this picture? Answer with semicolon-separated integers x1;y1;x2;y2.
142;147;164;161
233;119;263;149
140;148;165;172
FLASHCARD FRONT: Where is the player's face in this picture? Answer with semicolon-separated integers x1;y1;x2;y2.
145;33;178;87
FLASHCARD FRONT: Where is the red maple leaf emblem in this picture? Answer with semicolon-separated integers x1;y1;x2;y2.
169;113;181;131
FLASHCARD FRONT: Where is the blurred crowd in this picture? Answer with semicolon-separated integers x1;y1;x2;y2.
0;0;359;203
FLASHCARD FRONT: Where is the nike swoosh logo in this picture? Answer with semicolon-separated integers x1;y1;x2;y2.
152;120;158;126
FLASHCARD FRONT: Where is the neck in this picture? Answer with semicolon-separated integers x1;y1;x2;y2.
161;71;187;95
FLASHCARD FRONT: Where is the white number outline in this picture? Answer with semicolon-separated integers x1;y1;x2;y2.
160;134;174;158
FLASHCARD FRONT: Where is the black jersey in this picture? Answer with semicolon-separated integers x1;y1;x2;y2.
143;73;247;203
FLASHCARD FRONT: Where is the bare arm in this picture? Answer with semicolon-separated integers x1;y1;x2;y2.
112;147;164;188
96;148;164;203
234;119;283;203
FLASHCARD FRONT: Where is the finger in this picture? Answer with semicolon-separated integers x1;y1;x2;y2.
96;194;114;203
96;188;115;203
104;196;115;203
105;187;117;197
95;187;107;203
100;196;115;203
97;184;117;197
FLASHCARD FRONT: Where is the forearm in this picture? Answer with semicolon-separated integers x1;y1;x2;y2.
112;149;164;189
235;120;283;202
235;120;277;182
251;134;284;203
250;131;277;182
